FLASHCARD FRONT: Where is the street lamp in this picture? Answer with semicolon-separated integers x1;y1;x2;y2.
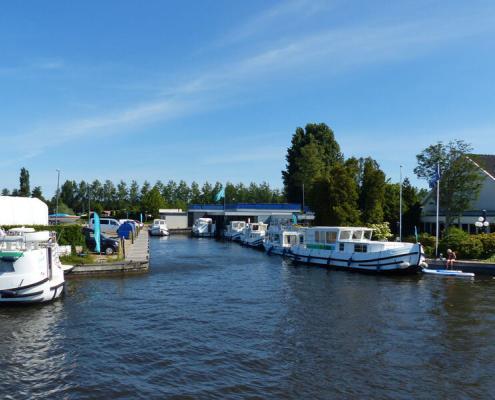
55;169;61;225
475;209;489;233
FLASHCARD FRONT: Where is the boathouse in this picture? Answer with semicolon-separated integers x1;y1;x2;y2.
187;203;313;232
420;154;495;234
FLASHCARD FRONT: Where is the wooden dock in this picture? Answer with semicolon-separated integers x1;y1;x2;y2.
427;258;495;275
68;229;150;276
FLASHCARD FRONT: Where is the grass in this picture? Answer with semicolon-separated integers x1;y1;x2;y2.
60;253;96;265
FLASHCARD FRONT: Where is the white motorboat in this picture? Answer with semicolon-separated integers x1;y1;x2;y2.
241;222;268;249
149;219;169;236
224;221;246;241
288;226;426;274
264;225;303;255
0;228;65;303
192;218;216;238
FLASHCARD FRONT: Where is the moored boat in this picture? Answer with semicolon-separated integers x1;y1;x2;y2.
241;222;268;249
0;228;65;303
149;219;170;236
192;218;216;238
288;226;426;274
224;221;246;241
264;225;303;255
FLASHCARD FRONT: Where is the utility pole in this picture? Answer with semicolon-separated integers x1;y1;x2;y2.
55;169;61;225
399;165;403;241
302;183;305;212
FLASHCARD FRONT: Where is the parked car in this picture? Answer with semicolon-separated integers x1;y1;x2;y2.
89;217;121;234
82;227;120;255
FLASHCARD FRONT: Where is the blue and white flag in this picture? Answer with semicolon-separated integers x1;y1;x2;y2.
214;187;225;202
93;212;101;253
428;163;441;188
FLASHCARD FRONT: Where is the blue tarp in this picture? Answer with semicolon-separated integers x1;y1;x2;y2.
117;222;134;239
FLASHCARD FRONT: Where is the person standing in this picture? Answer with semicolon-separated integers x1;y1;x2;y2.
446;249;456;270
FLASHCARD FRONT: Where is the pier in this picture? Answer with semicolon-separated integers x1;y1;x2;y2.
69;229;149;276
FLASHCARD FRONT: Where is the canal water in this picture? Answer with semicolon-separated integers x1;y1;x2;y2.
1;236;495;399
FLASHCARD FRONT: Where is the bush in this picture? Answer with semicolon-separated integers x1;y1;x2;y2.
478;233;495;258
368;223;393;241
440;227;469;254
457;236;484;259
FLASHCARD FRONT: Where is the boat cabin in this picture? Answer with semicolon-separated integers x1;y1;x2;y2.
305;227;373;252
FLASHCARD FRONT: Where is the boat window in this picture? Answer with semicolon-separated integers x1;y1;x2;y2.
315;231;325;243
352;230;364;240
339;230;351;240
300;236;304;244
314;231;319;242
339;243;345;251
326;231;337;243
0;262;15;273
354;244;367;252
364;230;373;240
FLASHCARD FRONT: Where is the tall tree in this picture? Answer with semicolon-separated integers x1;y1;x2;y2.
141;186;165;218
31;186;46;203
414;140;484;230
1;188;10;196
129;180;140;208
359;158;386;224
19;167;31;197
282;123;343;205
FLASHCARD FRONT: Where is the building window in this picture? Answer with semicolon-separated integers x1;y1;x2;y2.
354;244;367;253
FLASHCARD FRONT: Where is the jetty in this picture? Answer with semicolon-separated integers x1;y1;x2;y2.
426;258;495;275
69;230;149;276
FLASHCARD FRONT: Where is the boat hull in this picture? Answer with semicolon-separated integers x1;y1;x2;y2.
0;278;65;303
288;244;424;274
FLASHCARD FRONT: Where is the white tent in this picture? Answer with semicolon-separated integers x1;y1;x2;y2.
0;196;49;226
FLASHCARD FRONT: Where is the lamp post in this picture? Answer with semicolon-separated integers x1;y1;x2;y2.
55;169;61;225
475;209;489;233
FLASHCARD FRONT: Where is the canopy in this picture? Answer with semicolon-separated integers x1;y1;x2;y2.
0;196;49;226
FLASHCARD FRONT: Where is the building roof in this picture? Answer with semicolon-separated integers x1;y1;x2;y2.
469;154;495;180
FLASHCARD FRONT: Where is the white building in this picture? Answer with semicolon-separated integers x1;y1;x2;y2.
0;196;49;226
421;154;495;234
158;209;188;230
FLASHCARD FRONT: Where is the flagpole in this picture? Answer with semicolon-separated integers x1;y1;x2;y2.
399;165;403;241
435;162;440;258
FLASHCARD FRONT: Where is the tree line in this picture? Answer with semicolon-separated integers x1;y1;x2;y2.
1;173;284;218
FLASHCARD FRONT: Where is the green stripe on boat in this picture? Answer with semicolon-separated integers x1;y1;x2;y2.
0;251;24;260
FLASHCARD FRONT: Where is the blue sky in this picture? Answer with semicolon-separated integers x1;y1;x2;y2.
1;0;494;196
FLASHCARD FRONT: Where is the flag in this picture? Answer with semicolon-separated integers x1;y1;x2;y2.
428;163;441;188
292;214;298;225
414;226;418;243
140;213;143;223
93;212;101;253
214;187;225;202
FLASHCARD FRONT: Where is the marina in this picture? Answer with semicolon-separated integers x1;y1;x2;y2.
1;235;495;399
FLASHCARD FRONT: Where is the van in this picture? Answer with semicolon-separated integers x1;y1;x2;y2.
89;217;121;234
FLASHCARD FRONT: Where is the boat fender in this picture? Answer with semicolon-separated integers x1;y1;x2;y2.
400;261;410;269
347;257;353;267
419;261;428;268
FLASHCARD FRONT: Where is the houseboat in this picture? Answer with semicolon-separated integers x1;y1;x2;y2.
0;228;65;303
288;226;426;274
149;219;169;236
192;218;216;238
264;225;303;255
240;222;268;249
224;221;246;241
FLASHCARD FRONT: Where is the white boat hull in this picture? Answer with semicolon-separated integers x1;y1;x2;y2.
288;243;424;274
0;278;64;303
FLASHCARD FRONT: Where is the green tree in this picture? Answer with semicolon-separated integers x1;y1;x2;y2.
310;163;360;225
141;186;165;218
31;186;46;203
19;167;30;197
2;188;10;196
190;181;202;203
282;123;343;205
414;140;484;230
359;158;386;224
129;180;140;208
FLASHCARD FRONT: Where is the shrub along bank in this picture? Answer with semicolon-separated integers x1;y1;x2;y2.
406;228;495;260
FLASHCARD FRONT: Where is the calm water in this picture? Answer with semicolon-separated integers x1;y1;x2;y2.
1;236;495;399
